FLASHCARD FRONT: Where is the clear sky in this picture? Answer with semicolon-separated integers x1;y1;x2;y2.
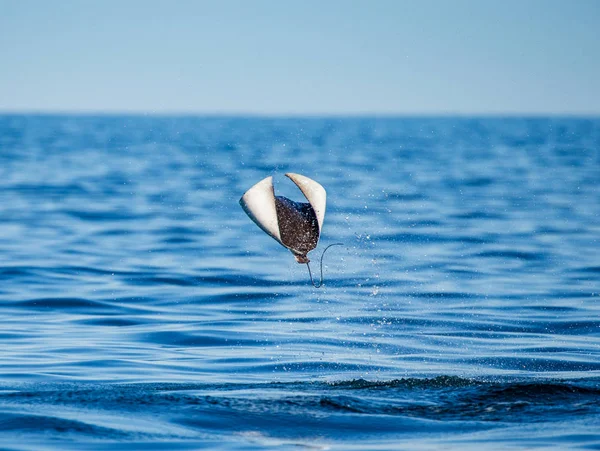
1;0;599;115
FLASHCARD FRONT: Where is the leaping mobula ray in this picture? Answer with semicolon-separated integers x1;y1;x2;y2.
239;173;341;287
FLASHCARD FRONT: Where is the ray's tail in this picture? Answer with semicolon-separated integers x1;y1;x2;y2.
306;243;344;288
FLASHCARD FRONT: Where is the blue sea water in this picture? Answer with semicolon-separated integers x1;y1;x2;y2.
0;114;599;450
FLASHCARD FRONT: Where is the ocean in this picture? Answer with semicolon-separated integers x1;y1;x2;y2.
0;114;599;450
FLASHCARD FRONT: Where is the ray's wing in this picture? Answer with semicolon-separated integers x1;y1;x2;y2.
239;176;285;247
285;173;327;235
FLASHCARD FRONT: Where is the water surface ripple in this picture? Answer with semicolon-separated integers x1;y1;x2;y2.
0;115;599;450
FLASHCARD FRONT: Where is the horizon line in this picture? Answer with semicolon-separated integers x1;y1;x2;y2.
1;109;600;119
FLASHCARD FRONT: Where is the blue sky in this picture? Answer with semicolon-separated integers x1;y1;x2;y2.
1;0;599;115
